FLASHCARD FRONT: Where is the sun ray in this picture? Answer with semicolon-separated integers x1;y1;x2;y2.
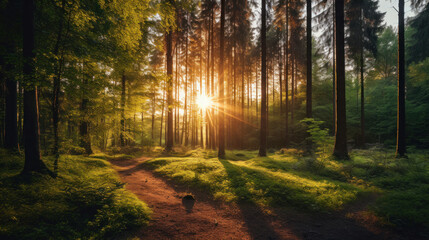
196;94;213;111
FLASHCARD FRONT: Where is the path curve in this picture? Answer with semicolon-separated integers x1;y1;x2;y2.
110;157;406;240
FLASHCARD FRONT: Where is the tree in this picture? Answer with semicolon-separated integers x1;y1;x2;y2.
306;0;312;118
79;65;92;155
346;0;384;147
333;0;349;159
164;0;175;152
51;0;69;168
408;3;429;64
218;0;226;158
1;0;19;151
395;0;426;157
259;0;267;157
120;72;126;146
396;0;406;157
22;0;50;174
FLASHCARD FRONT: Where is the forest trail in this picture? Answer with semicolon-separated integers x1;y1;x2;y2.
110;157;404;240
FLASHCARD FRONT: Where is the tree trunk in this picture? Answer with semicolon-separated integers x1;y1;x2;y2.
52;0;67;172
79;70;92;155
241;48;245;149
199;37;203;147
279;48;283;118
120;72;126;146
175;41;179;144
166;21;174;152
218;0;226;158
306;0;312;118
284;1;289;146
360;44;365;147
259;0;267;157
233;44;237;148
22;0;50;174
333;0;349;159
18;81;23;146
0;73;4;147
184;22;189;146
291;56;295;123
256;63;258;118
332;3;336;136
396;0;406;157
151;97;155;140
210;8;215;150
160;80;166;146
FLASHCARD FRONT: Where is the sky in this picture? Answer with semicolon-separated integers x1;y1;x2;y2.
379;0;417;27
250;0;422;30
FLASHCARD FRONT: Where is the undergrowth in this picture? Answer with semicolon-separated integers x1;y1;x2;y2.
144;145;429;234
0;149;151;239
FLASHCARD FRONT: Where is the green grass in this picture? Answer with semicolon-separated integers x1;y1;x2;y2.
143;149;363;211
0;149;151;239
144;148;429;231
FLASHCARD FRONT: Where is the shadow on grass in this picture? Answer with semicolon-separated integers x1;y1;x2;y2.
218;159;395;240
219;159;282;240
126;154;424;239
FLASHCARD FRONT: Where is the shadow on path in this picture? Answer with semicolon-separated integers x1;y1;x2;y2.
110;156;413;240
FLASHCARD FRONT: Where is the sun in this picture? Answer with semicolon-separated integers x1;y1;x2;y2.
196;94;213;110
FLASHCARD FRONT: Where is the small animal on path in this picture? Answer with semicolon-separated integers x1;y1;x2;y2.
182;194;196;213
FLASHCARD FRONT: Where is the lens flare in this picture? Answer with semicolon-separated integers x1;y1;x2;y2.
196;94;212;110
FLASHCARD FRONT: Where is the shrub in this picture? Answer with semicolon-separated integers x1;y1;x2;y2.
0;152;151;239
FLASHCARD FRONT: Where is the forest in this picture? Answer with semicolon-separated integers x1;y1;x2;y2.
1;0;429;239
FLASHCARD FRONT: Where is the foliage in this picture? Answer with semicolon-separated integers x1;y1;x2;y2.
0;150;151;239
408;3;429;64
407;57;429;147
301;118;334;160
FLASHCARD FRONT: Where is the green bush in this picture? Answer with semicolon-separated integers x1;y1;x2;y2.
0;150;151;239
301;118;334;160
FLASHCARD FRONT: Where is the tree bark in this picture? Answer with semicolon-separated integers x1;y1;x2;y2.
22;0;50;174
151;95;155;140
52;0;67;172
291;56;295;123
120;72;126;146
79;70;92;155
360;43;365;147
184;20;189;146
166;19;174;152
259;0;267;157
241;48;245;149
333;0;349;159
205;13;211;149
396;0;406;157
160;80;166;146
218;0;226;158
210;7;215;150
199;36;203;147
306;0;312;118
332;3;336;136
284;1;289;146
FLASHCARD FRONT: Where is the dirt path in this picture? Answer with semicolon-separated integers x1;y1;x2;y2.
110;157;407;240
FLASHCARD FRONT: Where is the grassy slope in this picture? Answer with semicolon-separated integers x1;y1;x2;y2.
0;150;151;239
144;148;429;230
